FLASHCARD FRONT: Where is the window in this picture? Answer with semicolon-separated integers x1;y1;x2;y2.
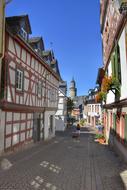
20;27;27;41
49;89;56;102
49;115;53;133
36;81;43;97
111;45;121;84
16;69;24;91
38;82;42;95
92;105;94;112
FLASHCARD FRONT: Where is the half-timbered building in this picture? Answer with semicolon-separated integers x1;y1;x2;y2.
0;15;60;153
84;88;102;127
97;0;127;161
55;81;67;131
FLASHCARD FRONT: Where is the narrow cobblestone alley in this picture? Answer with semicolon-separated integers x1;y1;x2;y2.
0;126;127;190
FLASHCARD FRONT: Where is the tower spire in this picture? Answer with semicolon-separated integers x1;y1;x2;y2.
69;77;77;99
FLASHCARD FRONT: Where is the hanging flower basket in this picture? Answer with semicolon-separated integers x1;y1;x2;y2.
101;76;112;93
101;76;120;93
95;76;120;103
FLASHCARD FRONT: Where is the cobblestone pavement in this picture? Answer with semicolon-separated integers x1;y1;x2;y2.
0;126;127;190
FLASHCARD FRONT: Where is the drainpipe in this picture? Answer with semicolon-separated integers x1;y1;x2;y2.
0;0;6;93
0;0;12;93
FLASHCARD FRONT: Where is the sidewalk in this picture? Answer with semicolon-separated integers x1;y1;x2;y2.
0;126;126;190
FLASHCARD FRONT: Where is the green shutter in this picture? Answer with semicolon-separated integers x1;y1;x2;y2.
118;62;121;84
124;115;127;142
113;113;116;131
114;45;121;83
117;45;121;84
115;47;119;80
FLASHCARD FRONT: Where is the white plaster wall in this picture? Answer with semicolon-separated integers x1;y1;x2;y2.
13;134;19;145
8;37;15;54
122;107;127;113
10;60;15;69
106;90;115;104
108;60;112;76
24;77;29;91
13;124;20;133
6;124;11;135
15;42;21;58
55;118;65;131
31;57;35;69
106;61;115;104
58;104;64;110
27;53;30;66
7;87;12;102
119;28;127;99
21;123;25;130
14;113;20;121
55;89;67;131
21;48;26;62
35;60;38;72
98;104;102;115
56;110;63;115
16;95;19;104
21;133;25;142
38;63;41;74
26;130;31;139
44;111;55;140
6;137;11;148
10;69;15;85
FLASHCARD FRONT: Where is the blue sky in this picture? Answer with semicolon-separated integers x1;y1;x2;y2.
6;0;102;96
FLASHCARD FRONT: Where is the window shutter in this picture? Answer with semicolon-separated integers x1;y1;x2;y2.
117;45;121;84
115;47;119;80
22;71;24;91
16;70;18;89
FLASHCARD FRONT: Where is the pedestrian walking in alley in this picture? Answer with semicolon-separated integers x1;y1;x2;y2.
76;123;81;136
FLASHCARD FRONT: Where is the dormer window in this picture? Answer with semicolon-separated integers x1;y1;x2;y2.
20;27;27;41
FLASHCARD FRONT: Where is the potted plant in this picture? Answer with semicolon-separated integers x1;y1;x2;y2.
101;76;112;93
110;77;120;93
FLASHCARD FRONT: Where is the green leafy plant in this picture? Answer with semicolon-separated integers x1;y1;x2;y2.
95;134;104;139
95;91;106;103
79;119;86;126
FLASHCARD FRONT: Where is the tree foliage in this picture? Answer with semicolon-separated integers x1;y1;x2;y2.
67;98;74;112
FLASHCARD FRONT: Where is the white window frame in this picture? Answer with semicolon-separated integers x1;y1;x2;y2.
37;81;43;97
16;69;24;91
49;89;56;102
20;27;27;41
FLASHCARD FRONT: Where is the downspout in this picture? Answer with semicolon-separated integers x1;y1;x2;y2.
0;0;12;93
0;0;6;93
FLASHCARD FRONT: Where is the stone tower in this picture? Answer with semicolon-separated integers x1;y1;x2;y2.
69;78;77;99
